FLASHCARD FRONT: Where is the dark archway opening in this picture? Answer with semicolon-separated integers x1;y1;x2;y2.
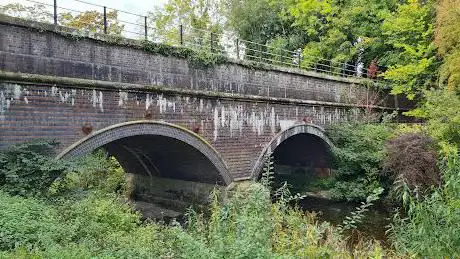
101;135;226;219
58;121;231;220
105;135;225;184
264;132;390;243
270;133;333;195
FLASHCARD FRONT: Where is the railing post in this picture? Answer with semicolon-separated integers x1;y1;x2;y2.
279;48;282;65
259;44;262;63
236;38;240;59
179;25;183;45
103;6;107;34
144;16;148;40
298;52;301;68
53;0;57;25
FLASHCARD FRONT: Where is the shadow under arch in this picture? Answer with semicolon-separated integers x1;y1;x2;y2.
250;123;334;180
57;120;232;186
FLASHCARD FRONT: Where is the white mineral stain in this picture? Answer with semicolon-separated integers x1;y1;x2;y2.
71;89;77;106
145;94;154;110
0;91;6;121
213;107;219;141
220;106;226;127
212;104;283;138
118;91;129;107
157;95;176;113
99;91;104;112
51;86;58;97
270;107;276;133
91;90;104;112
13;85;21;99
59;92;69;103
279;120;296;131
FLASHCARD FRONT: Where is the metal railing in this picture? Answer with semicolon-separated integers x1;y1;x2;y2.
2;0;381;80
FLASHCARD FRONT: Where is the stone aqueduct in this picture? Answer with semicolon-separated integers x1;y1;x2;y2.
0;16;407;211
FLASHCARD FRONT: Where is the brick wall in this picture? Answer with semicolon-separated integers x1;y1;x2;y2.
0;17;396;180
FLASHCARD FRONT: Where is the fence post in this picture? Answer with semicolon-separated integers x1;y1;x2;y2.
279;48;282;65
179;25;183;45
103;6;107;34
298;52;301;68
53;0;57;25
259;44;262;62
144;16;148;40
236;38;239;59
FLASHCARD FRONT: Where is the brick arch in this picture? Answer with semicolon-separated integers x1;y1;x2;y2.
57;120;232;185
250;123;333;180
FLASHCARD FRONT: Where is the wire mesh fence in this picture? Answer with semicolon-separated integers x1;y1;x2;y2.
1;0;381;80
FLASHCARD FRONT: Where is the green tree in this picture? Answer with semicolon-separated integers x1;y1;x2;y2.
380;0;438;100
223;0;308;63
272;0;399;71
435;0;460;91
0;3;123;36
148;0;223;46
59;10;124;35
407;90;460;147
0;3;51;22
224;0;304;45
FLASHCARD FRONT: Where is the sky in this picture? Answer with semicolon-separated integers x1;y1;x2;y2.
2;0;168;16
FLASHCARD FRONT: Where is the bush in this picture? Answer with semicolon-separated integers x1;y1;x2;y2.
389;148;460;257
49;150;128;197
383;133;440;198
0;141;392;258
406;90;460;146
0;192;65;251
0;140;69;197
327;122;395;201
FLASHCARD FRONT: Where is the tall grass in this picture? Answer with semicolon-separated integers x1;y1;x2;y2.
0;151;393;258
388;147;460;257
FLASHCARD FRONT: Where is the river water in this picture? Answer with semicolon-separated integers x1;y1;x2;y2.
299;195;392;244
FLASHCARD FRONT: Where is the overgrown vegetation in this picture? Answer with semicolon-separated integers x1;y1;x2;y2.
2;133;458;258
326;122;395;201
0;141;68;197
383;132;440;198
2;0;460;257
0;144;394;258
389;147;460;257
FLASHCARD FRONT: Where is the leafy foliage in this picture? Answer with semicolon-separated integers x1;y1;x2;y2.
0;140;68;197
389;147;460;257
435;0;460;91
0;142;391;258
407;90;460;147
141;40;227;68
59;10;124;35
0;192;64;251
49;150;128;197
380;0;438;100
148;0;223;45
222;0;441;98
0;3;51;22
327;122;395;201
0;3;123;35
